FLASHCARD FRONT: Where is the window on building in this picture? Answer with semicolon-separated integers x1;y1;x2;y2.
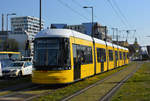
109;50;113;61
97;48;106;62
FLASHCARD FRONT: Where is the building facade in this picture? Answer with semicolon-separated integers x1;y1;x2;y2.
10;16;44;56
67;22;112;42
11;16;44;41
67;24;85;34
0;31;10;51
113;41;129;47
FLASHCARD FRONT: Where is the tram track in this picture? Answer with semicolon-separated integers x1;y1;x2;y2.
0;62;143;101
99;61;143;101
0;83;66;101
23;84;66;101
0;84;42;101
62;62;143;101
0;82;32;92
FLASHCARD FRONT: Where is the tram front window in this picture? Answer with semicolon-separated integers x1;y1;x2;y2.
34;38;70;70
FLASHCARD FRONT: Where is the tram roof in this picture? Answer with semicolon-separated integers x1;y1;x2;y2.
35;29;93;41
112;44;118;48
94;38;106;45
125;48;129;51
36;29;112;45
119;46;125;50
106;42;113;47
35;29;128;50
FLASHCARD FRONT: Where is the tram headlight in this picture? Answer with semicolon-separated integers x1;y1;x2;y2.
64;66;71;70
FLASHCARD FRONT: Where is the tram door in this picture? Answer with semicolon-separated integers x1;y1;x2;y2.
115;59;117;68
73;44;81;80
101;61;104;72
123;52;126;64
101;49;105;72
115;51;118;68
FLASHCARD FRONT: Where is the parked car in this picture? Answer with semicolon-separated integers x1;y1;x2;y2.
2;61;32;77
21;57;33;62
0;60;13;77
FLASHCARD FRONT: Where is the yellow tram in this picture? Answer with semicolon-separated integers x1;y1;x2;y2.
32;29;129;84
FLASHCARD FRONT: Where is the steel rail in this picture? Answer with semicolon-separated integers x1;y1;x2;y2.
99;62;143;101
61;63;136;101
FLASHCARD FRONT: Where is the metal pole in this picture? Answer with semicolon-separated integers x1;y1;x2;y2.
126;30;129;42
39;0;42;31
105;26;107;42
83;6;96;74
112;28;115;40
92;7;93;37
7;14;8;32
116;28;118;45
91;7;96;75
2;14;4;31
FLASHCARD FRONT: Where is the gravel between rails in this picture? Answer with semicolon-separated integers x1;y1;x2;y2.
62;62;141;101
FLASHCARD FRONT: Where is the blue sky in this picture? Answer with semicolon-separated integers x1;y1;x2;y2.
0;0;150;46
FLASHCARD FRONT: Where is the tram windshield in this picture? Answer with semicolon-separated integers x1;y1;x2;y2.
34;38;70;70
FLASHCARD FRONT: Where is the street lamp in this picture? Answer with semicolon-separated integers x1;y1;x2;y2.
83;6;97;74
83;6;93;37
7;13;16;32
39;0;42;31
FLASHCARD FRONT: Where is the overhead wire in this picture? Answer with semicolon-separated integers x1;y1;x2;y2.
112;0;136;41
71;0;105;24
111;0;129;26
71;0;117;39
106;0;139;43
57;0;90;21
57;0;137;44
106;0;127;27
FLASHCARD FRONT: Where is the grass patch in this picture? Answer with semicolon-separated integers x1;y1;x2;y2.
111;62;150;101
34;63;134;101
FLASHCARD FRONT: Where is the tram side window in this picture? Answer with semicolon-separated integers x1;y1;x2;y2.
120;51;122;60
123;52;126;59
109;50;113;61
97;48;106;62
126;53;129;59
97;48;100;62
85;47;93;63
73;44;93;64
115;51;118;60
